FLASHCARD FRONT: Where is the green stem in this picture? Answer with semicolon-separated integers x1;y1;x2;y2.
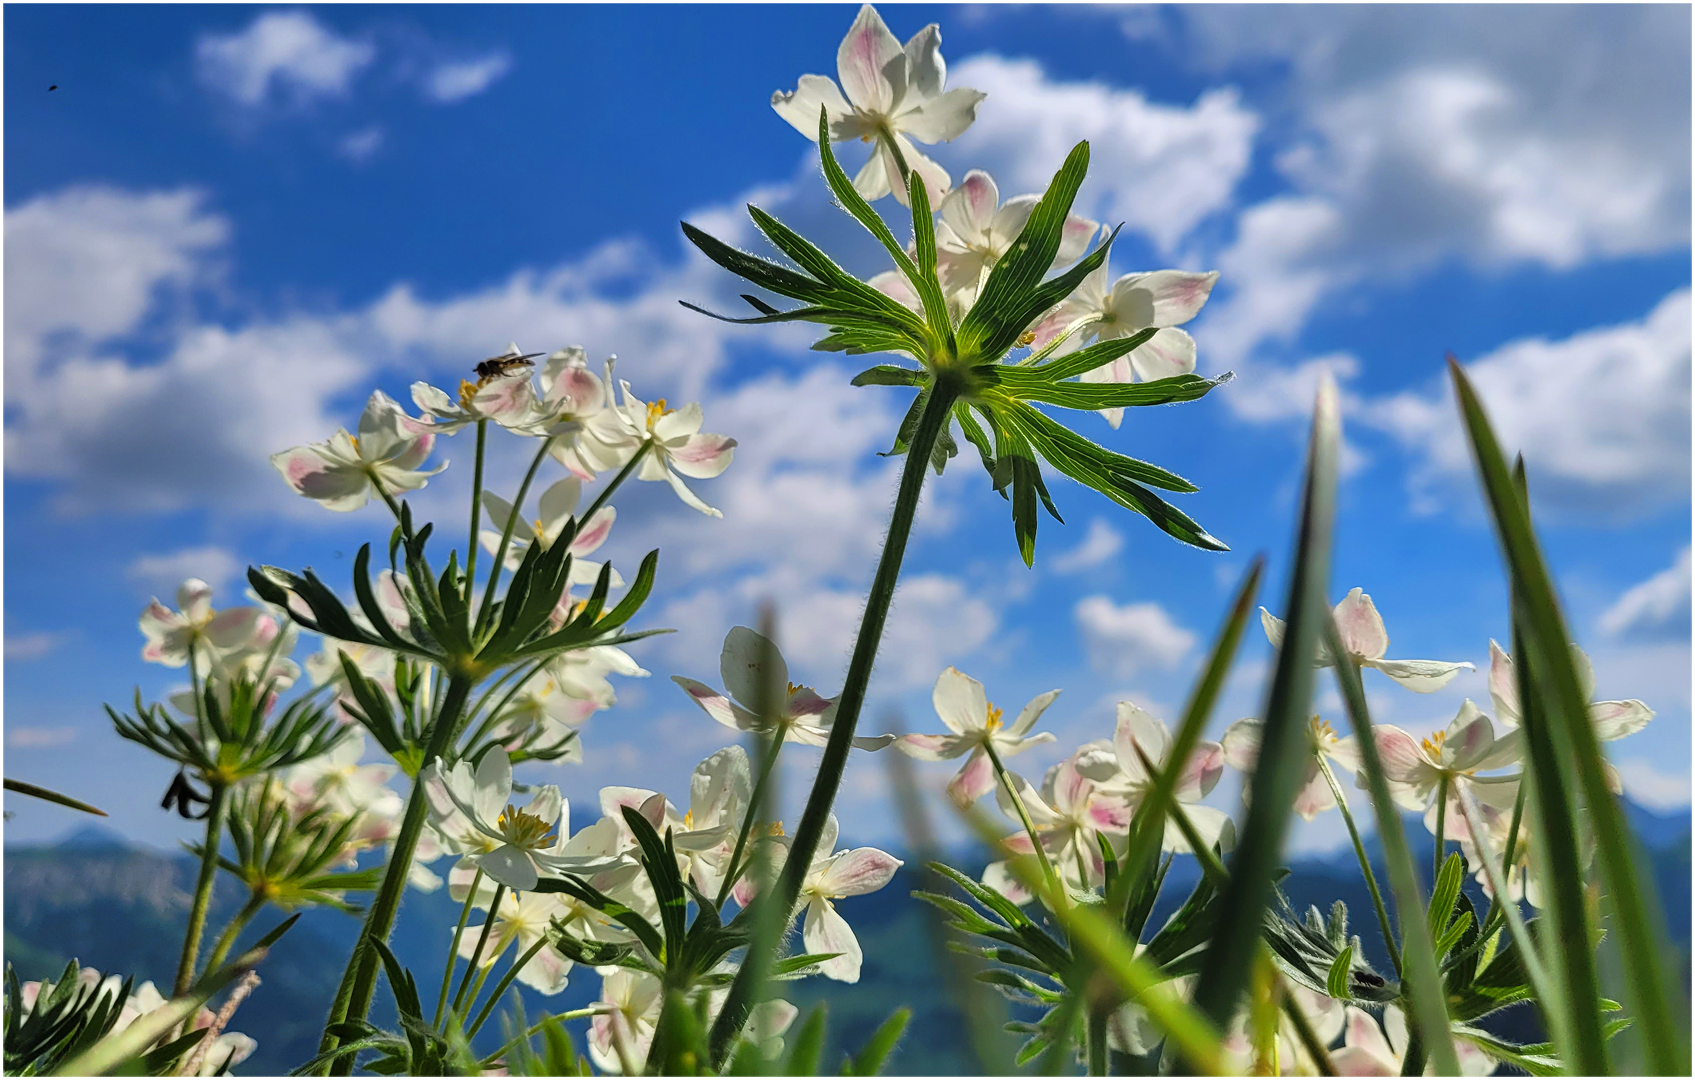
1477;780;1527;942
1086;1004;1108;1077
706;379;959;1066
173;783;227;996
475;438;556;635
716;728;786;910
1433;773;1450;884
453;885;507;1018
985;742;1064;902
202;892;266;975
317;675;474;1074
435;869;485;1028
465;420;488;601
1317;755;1402;976
578;442;646;527
462;660;551;756
1280;983;1338;1076
479;1007;616;1068
467;936;548;1038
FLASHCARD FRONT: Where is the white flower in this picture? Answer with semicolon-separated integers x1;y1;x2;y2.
487;670;598;761
421;749;623;891
138;579;264;672
771;4;984;206
1222;715;1361;821
796;815;903;982
522;348;614;478
548;641;649;710
1029;265;1219;428
1262;588;1474;693
480;477;620;588
1371;700;1523;826
1332;1005;1495;1076
677;747;753;897
410;344;541;434
935;170;1099;306
455;890;574;995
1105;957;1194;1056
1487;639;1654;740
896;667;1060;806
1454;797;1576;910
579;382;735;517
983;754;1130;902
283;731;403;819
271;390;446;512
1073;702;1231;853
588;968;664;1074
673;627;895;751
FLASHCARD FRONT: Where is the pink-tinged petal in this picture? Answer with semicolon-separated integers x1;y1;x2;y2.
1054;212;1100;267
204;607;261;652
1180;741;1226;800
1372;726;1430;785
599;786;659;828
946;748;995;806
772;71;859;140
636;792;669;829
786;686;835;720
720;626;790;709
835;4;902;113
1367;658;1473;693
1113;702;1171;782
1049;758;1092;814
1486;640;1520;727
868;270;922;313
669;433;736;479
816;847;902;896
940;169;999;241
1342;1005;1396;1066
932;667;988;735
1135;269;1219;327
1441;701;1495;772
804;897;864;982
1220;718;1262;772
1329;1047;1398;1077
1128;327;1197;382
139;599;183;640
177;579;214;619
515;945;572;996
1293;769;1338;820
1088;797;1133;832
271;446;370;510
473;374;537;425
568;507;616;557
1333;588;1389;661
896;732;974;761
982;860;1033;905
1590;699;1653;741
1165;804;1230;854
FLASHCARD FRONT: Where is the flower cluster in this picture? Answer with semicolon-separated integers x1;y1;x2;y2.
16;968;256;1075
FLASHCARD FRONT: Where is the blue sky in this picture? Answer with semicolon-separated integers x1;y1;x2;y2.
5;4;1690;856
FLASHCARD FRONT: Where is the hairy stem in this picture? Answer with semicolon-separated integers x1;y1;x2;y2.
985;741;1064;904
579;442;646;527
467;936;548;1038
706;380;959;1065
174;783;227;996
202;892;267;976
435;869;485;1028
1433;773;1450;883
465;420;488;600
453;884;507;1018
1317;755;1402;976
716;728;786;910
317;675;473;1074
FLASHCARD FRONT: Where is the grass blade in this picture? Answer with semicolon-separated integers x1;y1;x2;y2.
1189;375;1339;1044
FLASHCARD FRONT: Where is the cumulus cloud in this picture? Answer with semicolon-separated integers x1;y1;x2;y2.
1365;289;1691;518
1600;548;1692;639
127;546;246;597
1050;519;1125;574
424;52;512;102
1074;596;1195;678
5;632;70;661
1613;759;1691;812
196;11;373;108
947;55;1258;253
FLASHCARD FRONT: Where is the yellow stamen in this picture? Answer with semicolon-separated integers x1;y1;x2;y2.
759;820;785;838
1016;330;1037;348
1421;730;1446;758
985;703;1004;733
645;398;673;431
683;809;694;829
496;804;557;848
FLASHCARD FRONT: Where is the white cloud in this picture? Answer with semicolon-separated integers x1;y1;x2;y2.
4;186;228;376
1074;596;1196;678
947;56;1258;253
196;12;373;108
1601;548;1692;638
126;546;244;597
1613;759;1691;812
4;632;69;661
424;53;511;103
1050;519;1124;574
1224;352;1358;424
6;727;78;750
1366;289;1691;518
338;126;385;162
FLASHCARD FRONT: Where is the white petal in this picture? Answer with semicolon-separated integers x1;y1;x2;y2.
1366;658;1474;694
835;4;902;113
1333;588;1389;661
814;847;902;897
1128;327;1197;382
803;897;864;982
931;667;988;735
771;74;856;139
477;845;539;892
897;87;986;143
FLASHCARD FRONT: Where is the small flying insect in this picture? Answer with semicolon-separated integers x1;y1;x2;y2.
474;350;543;381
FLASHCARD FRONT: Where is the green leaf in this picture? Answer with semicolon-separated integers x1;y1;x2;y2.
994;369;1231;411
843;1008;911;1076
1326;944;1355;1000
850;365;924;387
1188;374;1339;1055
2;778;105;817
1025;328;1160;381
1450;357;1686;1073
619;807;687;962
1427;851;1465;947
783;1004;829;1076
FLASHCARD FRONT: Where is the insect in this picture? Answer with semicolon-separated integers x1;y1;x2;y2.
474;351;543;380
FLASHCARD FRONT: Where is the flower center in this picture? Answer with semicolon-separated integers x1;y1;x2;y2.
683;809;694;829
1421;730;1446;758
496;805;557;849
644;399;672;431
985;703;1004;733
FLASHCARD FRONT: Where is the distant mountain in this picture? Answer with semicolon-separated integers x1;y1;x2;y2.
5;802;1688;1075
